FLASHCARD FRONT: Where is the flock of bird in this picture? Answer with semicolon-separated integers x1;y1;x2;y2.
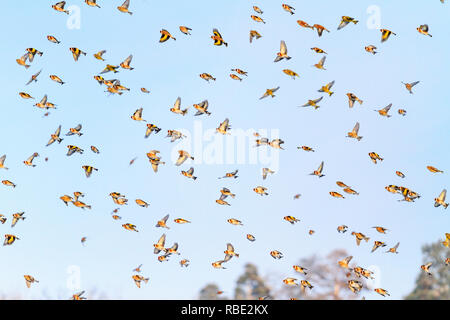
1;0;448;300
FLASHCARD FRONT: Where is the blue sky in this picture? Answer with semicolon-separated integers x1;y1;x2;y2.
0;0;448;299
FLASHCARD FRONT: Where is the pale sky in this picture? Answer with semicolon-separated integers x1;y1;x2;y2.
0;0;448;300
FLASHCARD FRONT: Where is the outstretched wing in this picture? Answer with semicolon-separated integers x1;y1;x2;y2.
173;97;181;110
121;0;130;9
280;40;287;55
327;80;335;89
438;189;447;201
352;122;360;134
337;19;349;30
317;161;324;173
382;103;392;112
319;56;326;66
123;54;133;65
314;96;323;104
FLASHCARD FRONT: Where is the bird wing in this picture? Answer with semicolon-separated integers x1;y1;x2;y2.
173;97;181;110
175;154;186;166
353;122;360;134
383;103;392;112
439;189;447;201
337;20;349;30
317;161;324;173
219;193;228;201
55;125;61;136
121;0;130;9
46;136;55;146
157;234;166;247
280;40;287;55
123;54;133;65
327;80;335;89
319;56;326;66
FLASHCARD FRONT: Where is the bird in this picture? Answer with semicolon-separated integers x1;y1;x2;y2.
153;234;166;254
181;167;197;180
313;24;330;37
351;232;370;246
216;118;231;134
93;50;106;61
274;41;291;62
417;24;432;37
132;275;149;288
318;80;335;96
211;28;227;46
47;35;61;44
251;15;266;24
337;16;358;30
11;212;26;228
26;69;42;85
46;125;63;146
380;29;396;42
49;75;65;85
297;20;314;29
179;26;192;35
421;262;433;276
160;29;176;42
24;275;39;288
375;103;393;117
282;69;299;79
260;87;280;99
193;100;211;116
66;124;83;136
402;81;420;94
347;122;363;141
282;4;295;15
387;242;400;254
120;55;134;70
82;166;98;178
374;288;390;297
85;0;100;8
249;30;262;43
300;97;323;109
131;108;146;121
70;48;86;61
434;189;448;209
310;161;325;178
170;97;188;115
365;45;377;54
24;153;39;167
347;93;363;108
0;155;9;170
313;56;326;70
52;1;70;14
117;0;132;14
371;241;387;253
156;214;170;229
